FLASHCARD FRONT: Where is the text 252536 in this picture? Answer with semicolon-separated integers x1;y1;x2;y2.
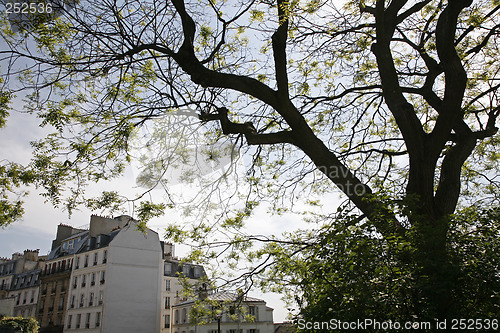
5;2;53;14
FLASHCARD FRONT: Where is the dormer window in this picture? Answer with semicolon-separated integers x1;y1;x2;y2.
164;263;171;275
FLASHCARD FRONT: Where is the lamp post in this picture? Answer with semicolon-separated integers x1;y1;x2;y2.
216;309;223;333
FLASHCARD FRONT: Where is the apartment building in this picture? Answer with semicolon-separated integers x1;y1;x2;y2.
1;214;279;333
171;291;275;333
8;268;41;318
0;250;44;298
0;250;45;317
61;214;206;333
37;225;86;333
161;243;206;333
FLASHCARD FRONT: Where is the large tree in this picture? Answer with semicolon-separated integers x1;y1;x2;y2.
1;0;499;321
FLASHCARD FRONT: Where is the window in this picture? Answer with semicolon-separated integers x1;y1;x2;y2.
70;295;75;308
73;276;77;288
76;314;81;329
164;314;170;328
93;253;98;265
16;293;20;305
89;292;94;306
58;296;64;311
48;297;54;311
75;257;80;269
164;262;171;275
182;308;187;323
248;306;258;320
67;315;72;329
84;255;89;267
165;297;170;309
85;313;90;328
98;290;103;305
51;281;57;293
175;310;179;324
247;330;259;333
102;250;107;264
80;294;85;307
182;265;190;276
91;272;96;286
165;279;171;291
96;312;101;327
193;266;201;278
100;271;105;284
81;274;86;287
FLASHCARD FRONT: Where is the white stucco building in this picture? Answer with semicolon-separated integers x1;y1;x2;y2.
172;291;274;333
63;215;162;333
60;214;206;333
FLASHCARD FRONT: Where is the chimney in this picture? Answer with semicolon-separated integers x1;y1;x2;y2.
89;215;133;237
52;224;76;251
198;282;209;301
163;243;175;259
23;249;39;262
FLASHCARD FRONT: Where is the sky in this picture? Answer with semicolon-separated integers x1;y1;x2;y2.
0;104;314;322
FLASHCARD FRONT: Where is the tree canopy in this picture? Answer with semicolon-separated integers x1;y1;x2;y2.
1;0;499;322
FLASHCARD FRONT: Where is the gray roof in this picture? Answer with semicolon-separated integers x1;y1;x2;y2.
174;291;265;307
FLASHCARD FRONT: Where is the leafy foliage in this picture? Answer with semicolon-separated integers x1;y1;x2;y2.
0;316;39;333
259;205;499;326
0;0;499;320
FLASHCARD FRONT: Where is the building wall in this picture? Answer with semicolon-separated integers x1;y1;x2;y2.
160;276;186;333
172;300;275;333
8;285;39;318
61;222;206;333
38;271;70;331
101;224;162;333
64;248;107;333
0;297;15;316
